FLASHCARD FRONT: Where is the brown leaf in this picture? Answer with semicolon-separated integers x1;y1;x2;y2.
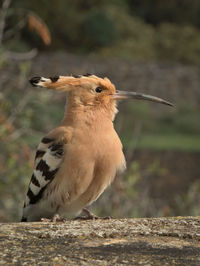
27;12;51;45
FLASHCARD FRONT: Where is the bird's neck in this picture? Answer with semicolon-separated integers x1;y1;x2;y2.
61;96;118;128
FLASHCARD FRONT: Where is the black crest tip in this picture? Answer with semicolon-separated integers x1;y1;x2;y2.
29;76;41;86
49;76;59;82
83;73;92;77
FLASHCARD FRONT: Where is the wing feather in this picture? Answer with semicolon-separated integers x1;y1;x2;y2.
23;137;64;208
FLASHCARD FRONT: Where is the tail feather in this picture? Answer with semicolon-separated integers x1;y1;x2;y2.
21;202;27;222
21;216;27;222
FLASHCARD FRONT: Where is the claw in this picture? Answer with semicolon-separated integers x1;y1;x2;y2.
74;208;113;220
41;214;66;222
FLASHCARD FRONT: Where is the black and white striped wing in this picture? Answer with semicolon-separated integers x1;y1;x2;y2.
22;137;64;221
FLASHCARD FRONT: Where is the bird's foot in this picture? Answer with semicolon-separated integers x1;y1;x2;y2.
74;208;99;220
74;208;112;220
41;214;66;222
52;214;66;222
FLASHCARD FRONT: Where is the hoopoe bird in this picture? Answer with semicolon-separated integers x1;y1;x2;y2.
21;74;173;222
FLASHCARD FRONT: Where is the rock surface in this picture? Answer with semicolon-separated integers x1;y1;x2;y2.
0;217;200;265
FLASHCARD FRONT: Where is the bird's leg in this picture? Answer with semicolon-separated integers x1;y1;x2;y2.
41;214;66;222
75;208;112;220
82;208;99;219
74;208;99;220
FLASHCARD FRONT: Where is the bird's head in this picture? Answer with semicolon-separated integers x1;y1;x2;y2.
29;74;173;120
30;74;173;106
29;74;116;106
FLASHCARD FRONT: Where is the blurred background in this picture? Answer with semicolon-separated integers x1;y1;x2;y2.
0;0;200;222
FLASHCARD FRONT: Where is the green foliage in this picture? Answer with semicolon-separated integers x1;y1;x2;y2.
3;0;200;64
156;23;200;65
173;180;200;216
118;100;200;151
136;134;200;152
129;0;200;27
83;10;118;48
100;10;156;60
125;162;140;197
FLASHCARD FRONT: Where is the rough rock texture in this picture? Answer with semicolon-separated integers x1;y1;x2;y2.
0;217;200;265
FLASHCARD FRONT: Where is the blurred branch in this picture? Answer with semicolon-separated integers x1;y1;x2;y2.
8;127;27;140
0;0;11;46
7;91;33;124
4;48;38;60
3;18;26;40
9;127;43;141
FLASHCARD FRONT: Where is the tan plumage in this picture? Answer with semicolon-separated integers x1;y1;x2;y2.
21;74;173;222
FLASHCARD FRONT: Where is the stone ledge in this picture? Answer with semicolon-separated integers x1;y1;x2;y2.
0;217;200;265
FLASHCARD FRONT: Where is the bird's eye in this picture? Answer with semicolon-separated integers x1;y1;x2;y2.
95;87;103;93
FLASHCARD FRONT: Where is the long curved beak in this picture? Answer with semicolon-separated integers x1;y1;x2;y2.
112;90;174;107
